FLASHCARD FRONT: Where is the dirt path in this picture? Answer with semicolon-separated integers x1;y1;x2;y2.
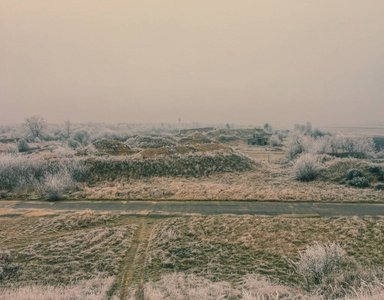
120;219;155;300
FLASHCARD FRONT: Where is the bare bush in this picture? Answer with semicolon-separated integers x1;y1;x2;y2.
23;116;46;139
293;154;322;182
294;242;347;290
43;171;74;201
73;129;90;145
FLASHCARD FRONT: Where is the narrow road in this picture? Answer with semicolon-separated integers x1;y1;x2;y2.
1;201;384;217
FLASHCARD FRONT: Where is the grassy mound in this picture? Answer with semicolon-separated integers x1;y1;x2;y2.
207;129;256;144
125;135;177;149
92;139;135;156
178;133;214;145
85;149;254;181
139;144;231;159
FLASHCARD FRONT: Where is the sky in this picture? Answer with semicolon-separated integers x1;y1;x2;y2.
1;1;383;128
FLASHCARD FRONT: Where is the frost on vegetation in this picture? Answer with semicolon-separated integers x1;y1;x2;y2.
37;211;119;232
0;276;114;300
17;227;134;284
293;154;322;182
0;154;87;193
44;171;74;201
294;242;346;289
286;130;376;161
347;177;370;188
138;273;297;300
125;135;177;149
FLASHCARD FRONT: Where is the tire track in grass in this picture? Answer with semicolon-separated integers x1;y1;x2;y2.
120;218;155;300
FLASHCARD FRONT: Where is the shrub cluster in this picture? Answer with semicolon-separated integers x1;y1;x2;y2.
286;129;376;160
347;176;370;188
0;154;87;193
368;164;382;174
346;169;364;180
345;168;370;188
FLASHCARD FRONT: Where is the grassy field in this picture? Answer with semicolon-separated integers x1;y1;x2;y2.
1;213;384;299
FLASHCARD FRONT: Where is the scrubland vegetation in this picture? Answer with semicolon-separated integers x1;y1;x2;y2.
1;213;384;299
0;119;383;298
0;119;383;201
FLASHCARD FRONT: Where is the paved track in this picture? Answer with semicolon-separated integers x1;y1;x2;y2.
1;201;384;217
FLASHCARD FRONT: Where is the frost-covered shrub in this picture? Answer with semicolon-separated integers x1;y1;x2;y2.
295;242;346;289
44;171;74;201
73;129;90;145
0;154;87;191
67;138;80;149
286;131;377;160
286;131;306;160
342;136;376;157
346;169;364;180
347;177;370;188
270;135;280;147
293;154;321;182
17;139;30;153
368;164;382;174
374;183;384;190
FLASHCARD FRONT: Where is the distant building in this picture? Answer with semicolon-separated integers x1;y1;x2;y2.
247;129;272;146
180;127;215;135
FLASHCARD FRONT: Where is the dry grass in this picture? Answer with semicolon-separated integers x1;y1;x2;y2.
15;225;135;284
1;214;384;299
145;216;384;284
71;165;384;202
0;276;115;300
36;210;120;233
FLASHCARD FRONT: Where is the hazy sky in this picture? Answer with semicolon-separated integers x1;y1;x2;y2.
1;1;383;127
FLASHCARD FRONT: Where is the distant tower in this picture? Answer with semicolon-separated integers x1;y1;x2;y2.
178;117;181;135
